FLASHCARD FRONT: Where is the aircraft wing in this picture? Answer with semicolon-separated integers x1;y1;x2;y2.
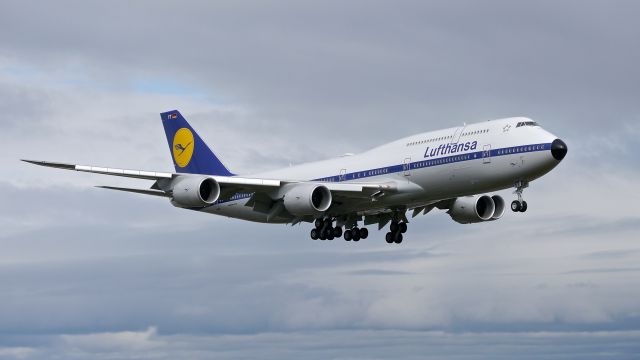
22;159;396;198
22;160;174;180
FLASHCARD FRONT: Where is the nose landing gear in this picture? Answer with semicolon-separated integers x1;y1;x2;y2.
511;180;529;212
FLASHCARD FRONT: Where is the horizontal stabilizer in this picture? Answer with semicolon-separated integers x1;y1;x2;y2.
96;186;170;197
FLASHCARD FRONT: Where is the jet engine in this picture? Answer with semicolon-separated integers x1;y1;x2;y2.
170;176;220;207
489;195;506;220
283;184;332;216
448;195;499;224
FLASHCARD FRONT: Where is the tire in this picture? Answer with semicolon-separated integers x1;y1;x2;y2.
520;201;528;212
324;219;332;228
344;229;352;241
511;200;521;212
360;228;368;239
310;228;319;240
333;227;343;238
385;232;393;243
323;228;333;239
327;233;334;240
314;219;323;228
390;222;399;232
352;230;361;242
319;233;326;240
399;222;407;233
393;232;403;244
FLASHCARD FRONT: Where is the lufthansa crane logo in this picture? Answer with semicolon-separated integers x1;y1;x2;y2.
172;128;194;168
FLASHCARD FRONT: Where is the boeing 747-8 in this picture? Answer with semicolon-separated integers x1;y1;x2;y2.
24;110;567;244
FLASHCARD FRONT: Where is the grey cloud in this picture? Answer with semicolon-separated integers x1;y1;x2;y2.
2;202;640;336
2;0;639;139
562;267;640;275
3;329;640;360
0;82;52;130
583;249;640;260
346;269;415;276
521;216;640;238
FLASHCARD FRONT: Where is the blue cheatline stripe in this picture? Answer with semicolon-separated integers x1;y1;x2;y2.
211;142;552;205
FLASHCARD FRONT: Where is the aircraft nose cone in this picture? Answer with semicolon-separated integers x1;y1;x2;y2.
551;138;568;161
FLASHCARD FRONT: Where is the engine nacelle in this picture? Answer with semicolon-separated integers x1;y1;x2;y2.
283;184;332;216
171;176;220;207
489;195;506;220
448;195;496;224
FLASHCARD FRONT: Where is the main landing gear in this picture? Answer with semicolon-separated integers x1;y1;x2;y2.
344;227;368;242
310;218;341;240
385;220;407;244
310;216;408;244
310;218;368;242
511;180;529;213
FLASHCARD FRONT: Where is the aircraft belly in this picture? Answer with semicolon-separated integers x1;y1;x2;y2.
201;200;287;224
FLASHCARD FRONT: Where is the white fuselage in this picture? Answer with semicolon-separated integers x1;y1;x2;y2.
204;117;562;223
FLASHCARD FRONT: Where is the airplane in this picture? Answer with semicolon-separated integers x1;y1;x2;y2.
24;110;567;244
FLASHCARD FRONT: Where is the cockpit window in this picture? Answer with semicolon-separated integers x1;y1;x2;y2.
516;121;539;128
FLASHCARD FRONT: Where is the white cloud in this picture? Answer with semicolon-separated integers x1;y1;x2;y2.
0;347;35;360
60;327;161;353
4;330;640;360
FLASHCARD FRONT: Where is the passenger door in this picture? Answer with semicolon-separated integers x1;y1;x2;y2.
482;144;491;164
403;157;411;177
339;168;347;181
450;125;466;144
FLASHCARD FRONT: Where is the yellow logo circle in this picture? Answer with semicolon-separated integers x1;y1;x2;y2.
172;128;194;168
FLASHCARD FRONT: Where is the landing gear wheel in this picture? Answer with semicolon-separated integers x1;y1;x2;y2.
344;229;353;241
512;180;529;213
520;201;528;212
319;233;326;240
352;228;361;242
360;228;368;239
333;227;343;238
399;222;407;233
393;232;403;244
385;232;393;243
310;229;319;240
390;222;399;233
314;219;323;229
511;200;521;212
322;228;333;239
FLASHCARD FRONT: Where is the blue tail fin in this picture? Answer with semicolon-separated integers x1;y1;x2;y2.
160;110;234;176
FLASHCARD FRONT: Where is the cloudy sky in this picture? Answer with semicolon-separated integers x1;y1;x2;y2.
1;0;640;358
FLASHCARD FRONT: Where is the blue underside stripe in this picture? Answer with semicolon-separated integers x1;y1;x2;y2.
213;142;552;205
